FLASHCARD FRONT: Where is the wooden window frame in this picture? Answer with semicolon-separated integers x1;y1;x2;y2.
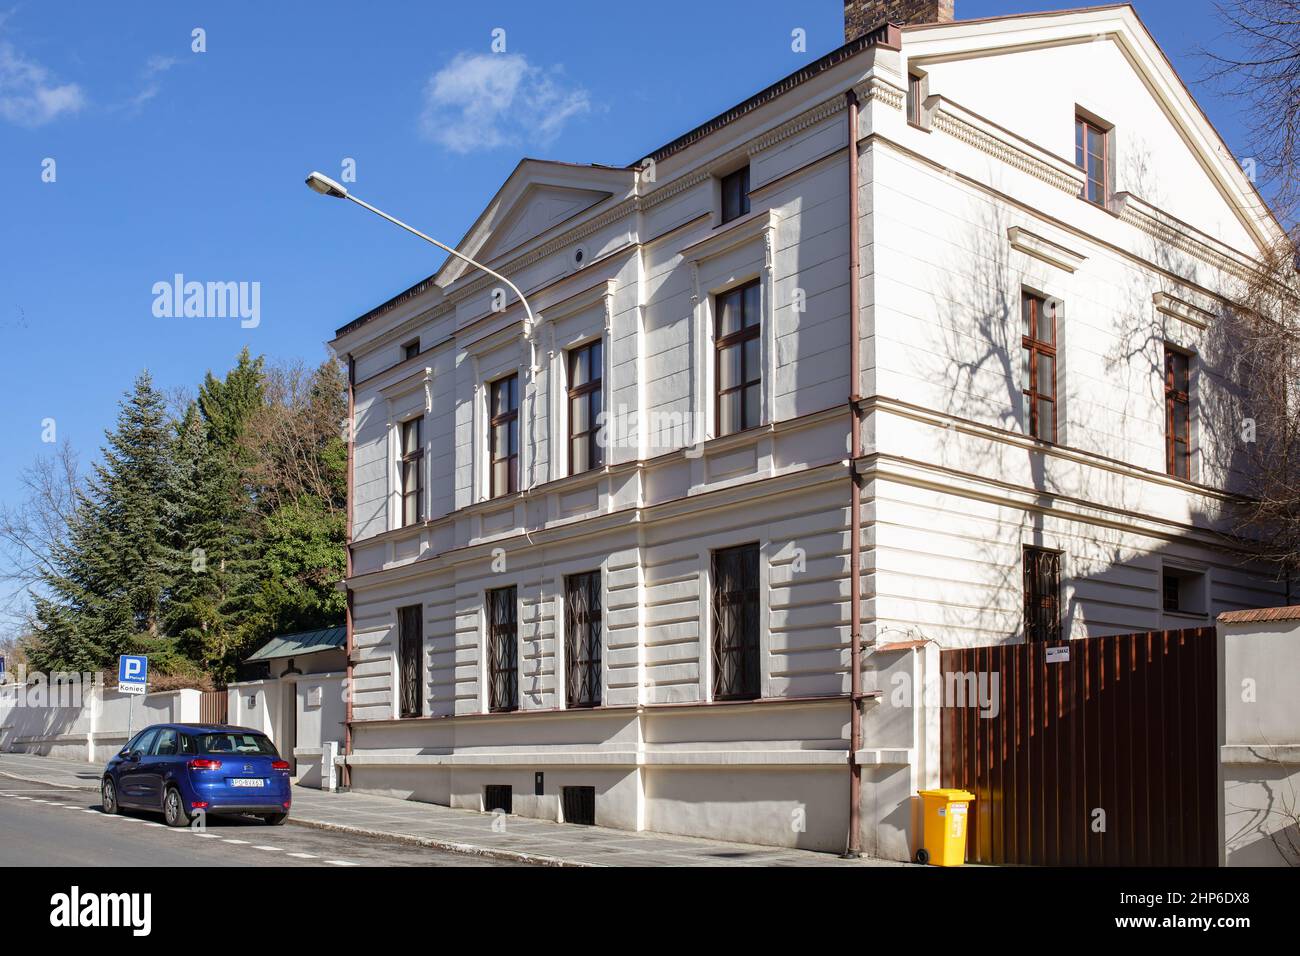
1164;346;1192;480
1023;546;1062;644
711;542;760;701
1021;292;1058;443
399;416;424;527
720;166;751;225
1075;115;1109;207
489;374;519;499
564;570;602;709
397;604;423;719
714;279;763;438
486;586;518;713
567;340;604;476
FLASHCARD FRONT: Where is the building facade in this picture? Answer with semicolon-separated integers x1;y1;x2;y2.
327;1;1288;859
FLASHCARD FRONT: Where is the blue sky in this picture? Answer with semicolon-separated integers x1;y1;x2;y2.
0;0;1252;518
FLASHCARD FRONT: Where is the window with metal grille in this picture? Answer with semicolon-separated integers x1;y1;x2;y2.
567;340;604;475
484;784;512;814
715;280;762;437
399;416;424;527
1165;347;1191;479
1075;115;1109;206
489;374;519;498
564;571;602;708
1023;547;1062;644
720;166;750;224
397;604;423;718
1021;292;1057;442
562;785;596;825
711;543;760;701
486;586;518;713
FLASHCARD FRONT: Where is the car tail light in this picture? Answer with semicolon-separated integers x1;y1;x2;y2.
283;801;291;809
188;758;222;771
272;760;291;772
191;801;209;810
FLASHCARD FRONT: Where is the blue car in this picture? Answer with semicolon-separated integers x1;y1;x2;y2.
101;723;292;827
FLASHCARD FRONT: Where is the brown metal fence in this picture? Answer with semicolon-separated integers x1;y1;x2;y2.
199;689;229;725
940;627;1217;866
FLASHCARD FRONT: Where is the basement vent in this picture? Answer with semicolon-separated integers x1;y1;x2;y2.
562;786;596;825
484;785;512;814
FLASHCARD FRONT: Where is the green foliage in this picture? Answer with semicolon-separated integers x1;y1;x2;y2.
22;353;347;686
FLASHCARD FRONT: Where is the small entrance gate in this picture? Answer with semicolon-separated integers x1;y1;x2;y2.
940;627;1217;866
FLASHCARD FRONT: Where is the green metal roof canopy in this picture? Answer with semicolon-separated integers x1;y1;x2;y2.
244;626;346;663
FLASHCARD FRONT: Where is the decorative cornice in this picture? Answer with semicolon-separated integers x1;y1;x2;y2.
1116;195;1253;284
748;97;846;154
932;106;1082;195
1154;291;1215;329
855;76;905;111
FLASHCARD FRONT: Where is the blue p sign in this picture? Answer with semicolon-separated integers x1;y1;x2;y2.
118;655;148;691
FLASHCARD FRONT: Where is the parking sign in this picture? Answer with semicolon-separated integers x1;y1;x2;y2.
118;655;148;695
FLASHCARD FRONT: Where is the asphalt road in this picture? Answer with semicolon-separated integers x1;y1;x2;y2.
0;776;520;867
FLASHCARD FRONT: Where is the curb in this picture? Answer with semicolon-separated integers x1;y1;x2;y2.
284;816;597;867
1;763;591;867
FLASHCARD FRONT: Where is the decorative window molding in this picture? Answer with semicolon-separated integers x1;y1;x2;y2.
1153;291;1214;330
1007;226;1087;273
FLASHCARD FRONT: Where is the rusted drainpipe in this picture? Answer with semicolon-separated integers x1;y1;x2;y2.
845;88;863;859
343;353;355;789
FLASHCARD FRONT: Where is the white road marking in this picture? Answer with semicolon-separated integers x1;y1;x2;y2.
80;809;98;814
325;860;358;866
194;833;219;838
251;845;281;852
287;852;317;859
223;839;250;845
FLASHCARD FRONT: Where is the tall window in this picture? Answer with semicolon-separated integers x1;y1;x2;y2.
711;543;760;701
720;166;750;224
1021;292;1057;442
1075;116;1109;206
1165;347;1191;480
397;604;423;718
567;340;604;475
489;375;519;498
486;587;518;713
907;72;926;127
564;571;602;708
399;416;424;527
1023;547;1062;644
716;280;762;437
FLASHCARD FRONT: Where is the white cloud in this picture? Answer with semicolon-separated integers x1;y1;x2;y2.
420;52;590;153
0;37;84;126
122;55;178;112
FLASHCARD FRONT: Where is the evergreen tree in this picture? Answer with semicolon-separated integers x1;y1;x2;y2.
26;373;185;673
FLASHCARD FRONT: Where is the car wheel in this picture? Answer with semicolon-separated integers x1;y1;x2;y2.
101;777;120;815
264;812;288;826
163;787;191;828
915;848;930;865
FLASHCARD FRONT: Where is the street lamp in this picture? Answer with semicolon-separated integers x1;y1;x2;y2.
303;171;536;334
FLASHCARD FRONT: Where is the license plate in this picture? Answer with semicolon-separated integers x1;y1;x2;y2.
230;778;265;788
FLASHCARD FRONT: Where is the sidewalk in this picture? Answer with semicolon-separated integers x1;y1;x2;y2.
0;751;904;867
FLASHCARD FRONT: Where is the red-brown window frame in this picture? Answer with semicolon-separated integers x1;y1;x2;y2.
399;416;423;527
567;339;604;476
489;374;519;499
715;279;762;438
1075;115;1109;206
1165;346;1192;480
1021;292;1058;443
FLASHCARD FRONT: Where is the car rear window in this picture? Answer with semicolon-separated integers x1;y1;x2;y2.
196;732;277;756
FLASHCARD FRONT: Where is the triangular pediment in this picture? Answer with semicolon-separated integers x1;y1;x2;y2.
436;160;636;289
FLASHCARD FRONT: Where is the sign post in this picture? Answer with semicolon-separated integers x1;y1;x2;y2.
118;655;149;741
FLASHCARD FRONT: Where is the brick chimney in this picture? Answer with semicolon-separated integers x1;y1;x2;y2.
844;0;954;41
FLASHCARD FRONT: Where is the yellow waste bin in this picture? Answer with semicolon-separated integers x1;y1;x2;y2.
916;789;975;866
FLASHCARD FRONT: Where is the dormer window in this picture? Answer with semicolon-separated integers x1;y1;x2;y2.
720;166;750;225
1075;114;1110;206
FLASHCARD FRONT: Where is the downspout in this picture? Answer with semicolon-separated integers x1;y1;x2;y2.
845;88;864;859
343;353;355;789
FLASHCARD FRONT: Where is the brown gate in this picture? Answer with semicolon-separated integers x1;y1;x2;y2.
940;627;1217;866
199;689;229;725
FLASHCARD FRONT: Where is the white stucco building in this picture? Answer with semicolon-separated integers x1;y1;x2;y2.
326;1;1289;859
